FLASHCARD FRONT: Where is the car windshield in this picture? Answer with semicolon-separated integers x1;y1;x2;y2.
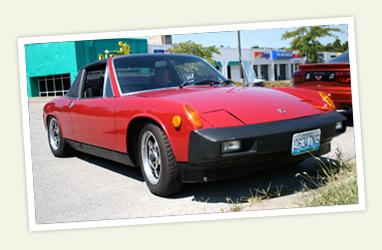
112;54;229;94
325;51;349;64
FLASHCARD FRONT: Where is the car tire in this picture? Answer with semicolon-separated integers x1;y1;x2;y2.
48;116;72;157
138;122;182;196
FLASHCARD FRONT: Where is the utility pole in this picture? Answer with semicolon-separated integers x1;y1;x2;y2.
237;31;244;85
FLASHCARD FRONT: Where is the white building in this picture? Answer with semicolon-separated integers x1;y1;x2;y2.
212;47;305;82
148;35;172;45
316;51;342;63
147;44;172;54
147;43;339;82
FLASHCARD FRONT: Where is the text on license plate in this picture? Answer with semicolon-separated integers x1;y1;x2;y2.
291;129;321;156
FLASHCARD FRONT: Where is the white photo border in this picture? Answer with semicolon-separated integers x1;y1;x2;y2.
17;16;365;232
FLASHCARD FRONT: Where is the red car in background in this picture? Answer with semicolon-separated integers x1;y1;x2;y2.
292;51;352;111
43;54;346;196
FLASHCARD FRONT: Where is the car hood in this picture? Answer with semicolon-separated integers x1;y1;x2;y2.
131;86;324;125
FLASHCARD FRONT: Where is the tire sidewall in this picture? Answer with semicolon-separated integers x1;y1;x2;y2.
48;116;67;157
138;123;175;195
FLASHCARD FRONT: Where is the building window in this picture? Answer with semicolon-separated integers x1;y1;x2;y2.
279;64;286;80
260;65;269;80
38;74;71;97
274;65;278;80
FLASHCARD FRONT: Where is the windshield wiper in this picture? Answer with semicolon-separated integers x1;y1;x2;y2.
179;79;219;89
179;79;235;88
220;80;235;85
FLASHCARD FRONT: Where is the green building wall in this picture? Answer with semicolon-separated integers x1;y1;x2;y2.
25;41;78;97
75;38;148;69
25;38;148;97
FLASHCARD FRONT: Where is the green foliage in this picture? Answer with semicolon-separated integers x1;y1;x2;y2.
251;45;280;50
168;40;221;66
281;26;343;63
324;39;348;52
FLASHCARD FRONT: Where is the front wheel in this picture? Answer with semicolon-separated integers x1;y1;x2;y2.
48;116;71;157
138;123;182;196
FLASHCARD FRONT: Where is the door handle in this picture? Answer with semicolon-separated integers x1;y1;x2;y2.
69;101;74;108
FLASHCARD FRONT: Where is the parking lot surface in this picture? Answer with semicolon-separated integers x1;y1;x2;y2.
28;98;356;224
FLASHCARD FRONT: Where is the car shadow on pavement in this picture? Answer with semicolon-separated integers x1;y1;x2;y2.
72;150;340;205
172;157;340;204
339;110;353;127
75;151;145;182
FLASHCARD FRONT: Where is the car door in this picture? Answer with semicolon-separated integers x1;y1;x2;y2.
69;64;117;151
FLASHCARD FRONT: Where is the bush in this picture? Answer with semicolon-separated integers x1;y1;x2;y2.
264;81;293;88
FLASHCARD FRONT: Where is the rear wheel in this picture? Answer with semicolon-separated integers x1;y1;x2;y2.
138;123;182;196
48;116;71;157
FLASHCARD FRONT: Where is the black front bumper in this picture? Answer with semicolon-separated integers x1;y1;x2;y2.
180;111;346;183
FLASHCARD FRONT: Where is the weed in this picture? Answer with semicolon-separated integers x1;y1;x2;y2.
296;150;358;207
246;189;265;205
222;197;243;212
275;185;283;197
246;183;284;205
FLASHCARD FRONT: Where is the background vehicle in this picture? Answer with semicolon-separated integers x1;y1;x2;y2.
292;51;352;111
44;54;346;196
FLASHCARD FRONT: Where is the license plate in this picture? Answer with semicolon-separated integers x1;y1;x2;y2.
291;129;321;156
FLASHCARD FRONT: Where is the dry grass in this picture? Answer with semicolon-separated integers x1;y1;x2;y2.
264;81;293;88
297;151;358;207
232;80;293;88
223;150;358;211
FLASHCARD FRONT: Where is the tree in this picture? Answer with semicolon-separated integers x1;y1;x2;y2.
325;39;348;52
281;26;343;63
168;40;221;65
342;41;349;52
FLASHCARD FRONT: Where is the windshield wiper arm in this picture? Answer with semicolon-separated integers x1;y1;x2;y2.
220;80;235;85
179;79;219;88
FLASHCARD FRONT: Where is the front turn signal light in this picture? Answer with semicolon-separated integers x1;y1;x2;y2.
183;104;203;129
319;91;336;109
172;115;182;129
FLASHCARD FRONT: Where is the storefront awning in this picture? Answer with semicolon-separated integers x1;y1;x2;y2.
228;61;240;66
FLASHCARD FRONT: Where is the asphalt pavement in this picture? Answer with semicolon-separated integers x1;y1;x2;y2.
27;98;356;224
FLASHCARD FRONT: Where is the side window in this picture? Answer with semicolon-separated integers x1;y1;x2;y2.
103;67;114;98
66;70;83;98
82;65;106;98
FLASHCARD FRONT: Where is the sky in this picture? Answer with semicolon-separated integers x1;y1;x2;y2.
172;24;348;50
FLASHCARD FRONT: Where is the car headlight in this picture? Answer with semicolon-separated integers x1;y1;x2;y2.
221;140;241;153
335;121;343;130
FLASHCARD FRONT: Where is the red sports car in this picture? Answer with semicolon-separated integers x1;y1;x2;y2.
292;51;352;111
43;54;346;196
